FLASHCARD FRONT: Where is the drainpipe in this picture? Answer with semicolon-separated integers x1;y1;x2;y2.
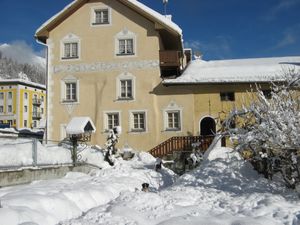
35;38;48;144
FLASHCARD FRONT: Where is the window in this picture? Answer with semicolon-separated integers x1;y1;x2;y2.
41;96;44;102
33;121;37;128
0;93;3;99
118;39;134;55
166;111;181;130
24;120;27;127
120;80;132;99
63;42;78;59
61;76;79;103
131;112;146;132
24;105;28;113
0;106;3;113
115;29;136;56
7;105;12;113
220;92;235;101
8;92;12;99
24;92;28;99
105;112;120;130
41;108;44;114
65;82;77;102
117;73;135;101
262;90;272;99
94;8;109;24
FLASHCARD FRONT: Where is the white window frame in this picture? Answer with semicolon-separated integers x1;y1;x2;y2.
0;92;4;100
103;111;121;132
60;33;81;61
24;92;28;99
115;29;137;57
91;6;111;26
116;72;135;101
129;110;147;133
24;120;27;127
0;105;3;113
24;105;28;113
163;101;183;132
166;110;181;131
61;76;80;104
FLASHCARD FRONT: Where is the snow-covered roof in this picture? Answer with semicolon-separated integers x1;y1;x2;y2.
66;117;96;135
0;79;46;89
36;0;182;39
163;56;300;85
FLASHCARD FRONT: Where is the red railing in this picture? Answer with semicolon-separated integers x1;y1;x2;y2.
149;136;214;158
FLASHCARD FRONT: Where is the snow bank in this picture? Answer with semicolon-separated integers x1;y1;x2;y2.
63;147;300;225
0;152;177;225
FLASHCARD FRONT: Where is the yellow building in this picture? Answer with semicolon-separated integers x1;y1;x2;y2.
35;0;300;151
0;79;46;129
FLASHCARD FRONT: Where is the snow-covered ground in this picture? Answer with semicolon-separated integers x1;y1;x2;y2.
0;141;300;225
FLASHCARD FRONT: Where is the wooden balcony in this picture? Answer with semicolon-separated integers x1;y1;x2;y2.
159;50;181;67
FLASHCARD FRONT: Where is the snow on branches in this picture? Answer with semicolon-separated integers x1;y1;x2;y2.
224;68;300;153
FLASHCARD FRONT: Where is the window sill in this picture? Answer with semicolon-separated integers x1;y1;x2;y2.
61;57;79;60
165;128;181;132
130;129;146;133
92;22;110;25
116;53;135;56
61;100;79;105
117;97;134;101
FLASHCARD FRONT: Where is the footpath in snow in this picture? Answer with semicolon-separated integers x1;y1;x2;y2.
0;144;300;225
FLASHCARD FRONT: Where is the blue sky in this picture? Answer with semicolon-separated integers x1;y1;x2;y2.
0;0;300;60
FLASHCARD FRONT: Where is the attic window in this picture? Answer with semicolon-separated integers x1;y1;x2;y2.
91;7;111;26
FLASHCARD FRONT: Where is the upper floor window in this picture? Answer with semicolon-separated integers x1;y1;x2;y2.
94;9;109;24
116;72;135;101
118;39;134;55
8;92;12;99
63;42;78;59
61;76;79;104
65;82;77;102
24;92;28;99
220;92;235;101
120;80;132;99
0;93;3;100
115;29;136;57
0;106;3;113
24;105;28;113
61;33;80;60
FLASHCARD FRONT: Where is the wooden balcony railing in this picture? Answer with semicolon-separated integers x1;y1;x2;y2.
159;50;181;67
149;135;214;158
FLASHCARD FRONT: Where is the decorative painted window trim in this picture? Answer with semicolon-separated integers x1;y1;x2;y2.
90;5;112;27
163;101;183;132
115;28;137;57
103;110;121;132
129;110;148;133
60;33;81;61
116;72;136;101
60;75;80;104
60;124;67;140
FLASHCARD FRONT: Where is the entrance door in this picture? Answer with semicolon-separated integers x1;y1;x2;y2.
200;117;216;136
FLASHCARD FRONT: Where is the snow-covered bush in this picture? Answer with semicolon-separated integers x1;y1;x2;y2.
223;67;300;187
